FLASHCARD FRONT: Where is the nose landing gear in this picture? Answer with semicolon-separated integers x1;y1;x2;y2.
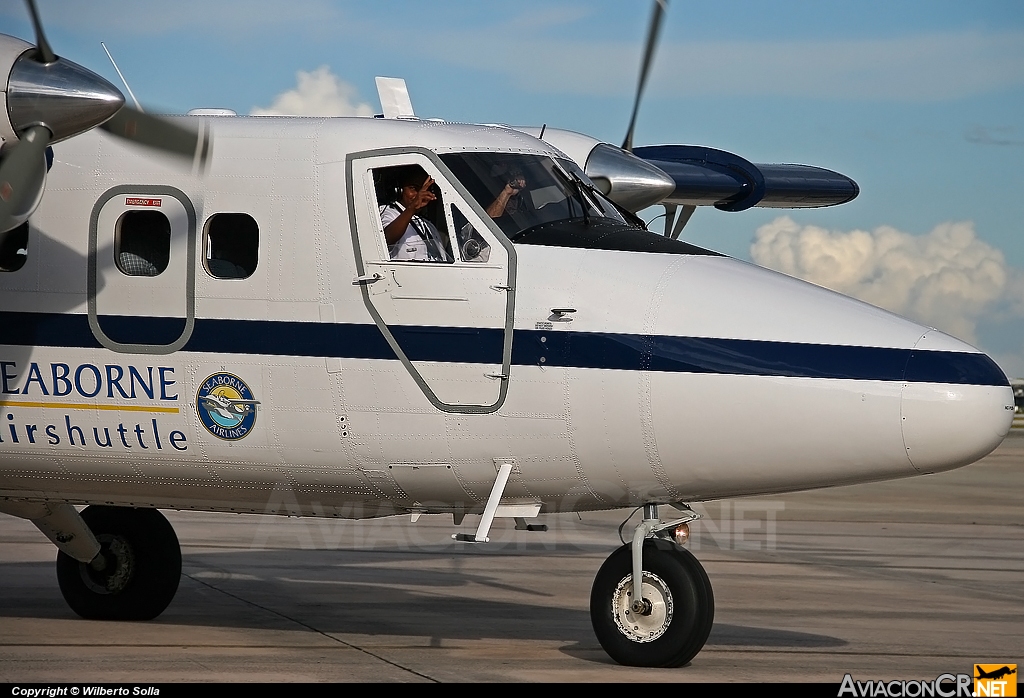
590;505;714;667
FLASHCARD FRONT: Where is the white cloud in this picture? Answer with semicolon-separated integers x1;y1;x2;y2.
750;216;1021;344
250;66;374;117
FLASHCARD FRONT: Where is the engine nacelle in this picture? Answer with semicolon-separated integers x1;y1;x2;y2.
634;145;859;211
515;126;859;215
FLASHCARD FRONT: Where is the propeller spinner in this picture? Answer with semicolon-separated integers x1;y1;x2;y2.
1;0;211;233
0;32;124;231
5;41;126;145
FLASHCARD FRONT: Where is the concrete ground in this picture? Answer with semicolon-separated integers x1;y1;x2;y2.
1;433;1022;683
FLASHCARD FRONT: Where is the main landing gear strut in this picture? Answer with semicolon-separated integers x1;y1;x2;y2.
0;501;183;620
590;504;714;667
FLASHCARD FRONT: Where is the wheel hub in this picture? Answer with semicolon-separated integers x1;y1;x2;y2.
79;534;135;595
612;571;674;643
631;597;652;615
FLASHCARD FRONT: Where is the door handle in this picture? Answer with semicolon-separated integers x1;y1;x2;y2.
353;273;383;285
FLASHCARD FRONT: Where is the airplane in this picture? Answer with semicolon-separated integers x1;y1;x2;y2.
198;393;260;422
975;667;1017;681
0;0;1014;669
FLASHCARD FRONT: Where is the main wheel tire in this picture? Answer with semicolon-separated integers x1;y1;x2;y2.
590;538;714;667
55;506;181;621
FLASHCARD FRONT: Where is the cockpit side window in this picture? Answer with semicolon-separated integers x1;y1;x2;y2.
450;204;491;263
371;164;454;263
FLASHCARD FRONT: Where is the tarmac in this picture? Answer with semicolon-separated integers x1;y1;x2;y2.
1;432;1022;683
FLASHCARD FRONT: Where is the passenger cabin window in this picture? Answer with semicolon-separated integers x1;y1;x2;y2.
372;164;454;263
0;222;29;272
115;210;170;277
205;213;259;279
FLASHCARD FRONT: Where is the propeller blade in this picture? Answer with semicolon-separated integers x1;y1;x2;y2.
100;105;211;170
622;0;667;152
0;125;50;226
24;0;56;63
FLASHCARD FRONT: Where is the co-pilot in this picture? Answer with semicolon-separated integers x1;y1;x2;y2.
380;168;452;262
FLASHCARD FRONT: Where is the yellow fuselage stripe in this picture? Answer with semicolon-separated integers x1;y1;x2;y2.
0;400;179;414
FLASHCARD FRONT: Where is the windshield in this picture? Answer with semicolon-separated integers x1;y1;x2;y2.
440;151;719;257
439;152;631;240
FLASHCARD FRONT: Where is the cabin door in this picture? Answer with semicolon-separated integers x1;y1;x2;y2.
346;150;515;413
89;186;196;353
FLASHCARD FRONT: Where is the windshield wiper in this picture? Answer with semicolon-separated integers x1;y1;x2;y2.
561;163;646;230
570;170;611;215
551;164;590;225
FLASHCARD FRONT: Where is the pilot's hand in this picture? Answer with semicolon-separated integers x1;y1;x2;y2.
411;177;436;211
505;177;525;195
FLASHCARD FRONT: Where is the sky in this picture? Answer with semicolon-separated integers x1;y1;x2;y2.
3;0;1024;372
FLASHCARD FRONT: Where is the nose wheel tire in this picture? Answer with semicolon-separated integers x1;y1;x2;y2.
590;538;714;667
55;506;181;621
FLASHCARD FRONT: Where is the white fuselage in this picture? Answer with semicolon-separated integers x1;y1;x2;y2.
0;116;1013;519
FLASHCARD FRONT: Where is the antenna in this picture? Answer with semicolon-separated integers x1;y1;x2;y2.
100;42;142;112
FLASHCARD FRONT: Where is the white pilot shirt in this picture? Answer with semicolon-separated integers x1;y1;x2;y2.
379;202;452;262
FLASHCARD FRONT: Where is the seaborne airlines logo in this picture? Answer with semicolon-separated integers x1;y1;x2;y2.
196;372;259;441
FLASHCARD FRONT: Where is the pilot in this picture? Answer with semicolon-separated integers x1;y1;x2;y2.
485;167;528;220
380;168;453;262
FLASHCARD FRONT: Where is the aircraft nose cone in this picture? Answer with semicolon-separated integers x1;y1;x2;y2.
901;331;1014;474
6;51;125;144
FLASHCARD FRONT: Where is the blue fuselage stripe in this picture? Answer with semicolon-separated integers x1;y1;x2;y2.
0;312;1008;386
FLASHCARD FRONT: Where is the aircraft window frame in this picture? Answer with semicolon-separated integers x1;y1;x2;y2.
203;212;259;280
0;222;29;272
114;210;171;277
